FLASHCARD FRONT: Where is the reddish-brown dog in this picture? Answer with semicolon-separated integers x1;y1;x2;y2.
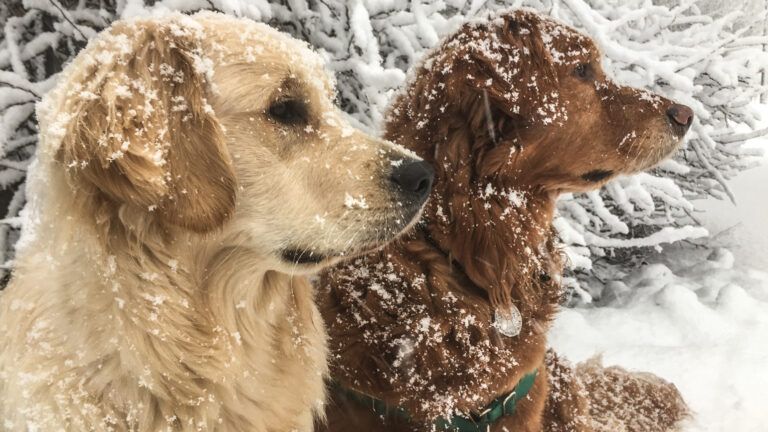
320;9;690;432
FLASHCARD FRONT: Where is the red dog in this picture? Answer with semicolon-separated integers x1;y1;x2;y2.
320;9;690;432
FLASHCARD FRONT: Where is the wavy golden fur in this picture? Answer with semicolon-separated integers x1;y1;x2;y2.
0;12;429;431
320;9;690;432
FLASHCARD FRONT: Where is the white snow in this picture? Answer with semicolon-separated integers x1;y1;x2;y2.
343;193;369;209
697;104;768;270
551;247;768;431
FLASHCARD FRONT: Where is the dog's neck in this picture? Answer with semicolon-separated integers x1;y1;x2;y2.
99;220;249;374
325;197;560;421
28;189;328;426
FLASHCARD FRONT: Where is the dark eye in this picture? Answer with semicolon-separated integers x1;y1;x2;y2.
504;17;519;34
574;63;593;80
267;99;308;125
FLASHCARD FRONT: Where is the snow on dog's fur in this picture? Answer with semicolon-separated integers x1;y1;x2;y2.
320;9;690;432
0;12;431;431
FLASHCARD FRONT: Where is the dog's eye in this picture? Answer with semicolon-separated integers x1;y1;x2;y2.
574;63;593;80
267;99;308;125
504;17;519;34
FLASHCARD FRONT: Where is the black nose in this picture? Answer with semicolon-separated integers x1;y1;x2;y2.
666;104;693;133
390;160;434;203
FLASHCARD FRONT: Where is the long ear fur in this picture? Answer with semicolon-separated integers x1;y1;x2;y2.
56;17;236;233
383;11;566;313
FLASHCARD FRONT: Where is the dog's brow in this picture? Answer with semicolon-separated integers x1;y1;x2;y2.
276;76;305;96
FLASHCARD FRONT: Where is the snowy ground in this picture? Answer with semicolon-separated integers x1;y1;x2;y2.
551;109;768;432
552;247;768;431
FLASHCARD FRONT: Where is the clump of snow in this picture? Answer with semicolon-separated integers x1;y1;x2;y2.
343;193;369;209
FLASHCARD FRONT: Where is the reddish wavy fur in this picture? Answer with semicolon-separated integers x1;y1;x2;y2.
320;9;688;432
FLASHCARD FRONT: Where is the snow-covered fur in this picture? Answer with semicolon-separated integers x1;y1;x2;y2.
0;12;428;431
573;356;688;432
320;10;689;432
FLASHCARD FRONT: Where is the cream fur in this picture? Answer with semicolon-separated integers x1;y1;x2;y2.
0;12;422;432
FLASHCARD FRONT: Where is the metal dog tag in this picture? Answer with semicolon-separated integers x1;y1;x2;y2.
493;304;523;337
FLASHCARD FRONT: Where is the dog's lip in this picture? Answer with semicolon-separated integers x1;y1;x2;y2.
580;169;614;183
279;205;427;266
280;248;329;265
280;238;396;265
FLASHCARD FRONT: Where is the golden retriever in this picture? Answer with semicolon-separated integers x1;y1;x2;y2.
320;9;689;432
0;12;433;432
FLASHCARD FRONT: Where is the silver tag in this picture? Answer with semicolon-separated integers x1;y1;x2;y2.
493;304;522;337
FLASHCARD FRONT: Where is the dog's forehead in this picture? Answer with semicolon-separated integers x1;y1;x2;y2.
195;13;335;96
537;18;598;64
455;12;598;64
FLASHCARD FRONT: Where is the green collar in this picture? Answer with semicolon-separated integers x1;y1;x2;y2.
332;369;538;432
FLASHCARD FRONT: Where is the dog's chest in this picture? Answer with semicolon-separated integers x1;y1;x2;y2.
0;269;328;432
236;280;328;428
325;256;549;419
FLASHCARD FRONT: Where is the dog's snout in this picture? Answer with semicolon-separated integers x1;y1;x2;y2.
666;104;693;131
390;160;434;202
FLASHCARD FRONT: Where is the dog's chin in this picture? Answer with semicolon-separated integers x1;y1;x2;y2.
277;203;427;273
633;137;684;173
280;248;330;266
567;136;684;193
275;246;364;274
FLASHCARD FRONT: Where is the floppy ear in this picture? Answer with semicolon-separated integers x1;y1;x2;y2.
56;18;236;233
451;12;559;177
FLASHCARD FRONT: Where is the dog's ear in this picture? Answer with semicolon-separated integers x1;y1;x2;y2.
460;11;556;111
451;11;560;177
56;18;236;233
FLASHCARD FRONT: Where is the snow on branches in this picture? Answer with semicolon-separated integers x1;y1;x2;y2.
0;0;114;281
529;0;768;300
1;0;766;298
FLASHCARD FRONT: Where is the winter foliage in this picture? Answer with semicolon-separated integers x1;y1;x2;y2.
1;0;766;296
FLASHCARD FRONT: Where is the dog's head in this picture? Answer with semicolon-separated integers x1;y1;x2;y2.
402;9;691;194
381;9;693;311
50;12;432;273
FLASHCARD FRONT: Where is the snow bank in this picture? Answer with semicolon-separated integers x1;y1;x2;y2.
551;247;768;431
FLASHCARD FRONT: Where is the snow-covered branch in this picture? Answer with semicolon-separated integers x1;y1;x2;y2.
1;0;765;299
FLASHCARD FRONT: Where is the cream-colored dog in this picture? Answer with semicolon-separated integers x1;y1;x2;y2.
0;12;433;431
